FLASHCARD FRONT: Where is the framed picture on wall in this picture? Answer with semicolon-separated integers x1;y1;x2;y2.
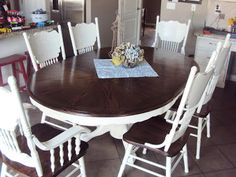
168;0;202;4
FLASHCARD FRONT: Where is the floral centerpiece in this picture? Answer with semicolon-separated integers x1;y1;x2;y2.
111;42;144;68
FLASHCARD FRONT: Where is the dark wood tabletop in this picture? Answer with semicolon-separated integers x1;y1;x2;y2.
27;47;196;119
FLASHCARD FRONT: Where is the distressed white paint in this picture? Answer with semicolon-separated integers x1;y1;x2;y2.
68;17;101;55
23;26;66;72
0;76;90;177
118;0;142;45
153;16;191;55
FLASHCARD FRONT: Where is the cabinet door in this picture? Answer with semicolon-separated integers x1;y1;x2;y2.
195;37;219;59
194;36;228;88
194;37;220;71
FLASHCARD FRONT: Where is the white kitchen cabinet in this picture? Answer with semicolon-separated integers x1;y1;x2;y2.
194;36;219;69
194;34;236;88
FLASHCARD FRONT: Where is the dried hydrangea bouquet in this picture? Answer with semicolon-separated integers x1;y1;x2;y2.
111;42;144;68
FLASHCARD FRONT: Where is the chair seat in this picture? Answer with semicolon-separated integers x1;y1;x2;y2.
0;123;89;177
171;98;211;118
123;117;190;157
0;55;26;66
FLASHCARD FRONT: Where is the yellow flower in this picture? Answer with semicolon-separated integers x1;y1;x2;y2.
228;18;236;26
112;56;124;66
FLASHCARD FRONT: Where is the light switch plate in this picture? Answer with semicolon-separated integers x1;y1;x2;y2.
166;2;176;10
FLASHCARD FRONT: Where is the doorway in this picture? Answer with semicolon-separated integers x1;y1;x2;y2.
118;0;142;45
141;0;162;47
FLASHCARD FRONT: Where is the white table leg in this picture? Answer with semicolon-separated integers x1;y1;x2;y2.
80;124;136;164
80;124;129;142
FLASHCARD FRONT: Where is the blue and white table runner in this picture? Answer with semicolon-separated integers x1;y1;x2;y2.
94;59;158;79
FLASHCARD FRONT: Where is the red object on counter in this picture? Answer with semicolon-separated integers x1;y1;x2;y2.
0;54;28;91
203;30;212;35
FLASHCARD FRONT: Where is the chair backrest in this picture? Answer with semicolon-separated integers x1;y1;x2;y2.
23;25;66;72
0;76;43;175
165;66;214;151
68;17;101;56
0;76;90;176
214;33;231;76
205;41;223;73
200;33;231;106
144;66;214;151
153;16;191;55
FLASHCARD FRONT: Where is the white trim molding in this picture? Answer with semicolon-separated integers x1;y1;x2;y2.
230;74;236;82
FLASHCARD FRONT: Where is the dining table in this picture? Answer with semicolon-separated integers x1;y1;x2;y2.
27;47;197;141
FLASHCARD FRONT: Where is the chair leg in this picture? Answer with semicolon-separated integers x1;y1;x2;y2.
142;148;147;154
79;157;87;177
196;118;203;159
19;60;28;83
166;157;172;177
117;144;133;177
206;113;211;138
0;66;3;86
12;63;18;86
41;112;46;123
0;163;7;177
182;145;189;173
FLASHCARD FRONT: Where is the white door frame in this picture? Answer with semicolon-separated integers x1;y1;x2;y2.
86;0;91;23
118;0;142;45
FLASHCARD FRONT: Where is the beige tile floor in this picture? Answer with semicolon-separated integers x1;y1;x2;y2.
79;81;236;177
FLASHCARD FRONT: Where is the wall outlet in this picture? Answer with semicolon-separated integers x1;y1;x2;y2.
215;4;221;14
166;2;176;10
191;4;196;12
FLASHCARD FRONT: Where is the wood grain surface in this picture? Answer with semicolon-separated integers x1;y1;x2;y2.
27;47;196;117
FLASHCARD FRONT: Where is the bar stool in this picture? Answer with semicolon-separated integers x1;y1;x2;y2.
0;54;28;91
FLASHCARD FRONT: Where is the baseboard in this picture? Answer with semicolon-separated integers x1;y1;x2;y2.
230;74;236;82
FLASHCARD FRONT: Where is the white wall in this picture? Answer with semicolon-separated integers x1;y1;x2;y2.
0;36;26;58
161;0;208;30
160;0;208;55
206;0;236;30
91;0;118;47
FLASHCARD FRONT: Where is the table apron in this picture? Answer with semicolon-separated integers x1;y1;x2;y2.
30;92;181;126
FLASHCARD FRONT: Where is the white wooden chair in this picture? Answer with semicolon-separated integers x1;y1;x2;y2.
23;26;68;129
153;16;191;55
117;66;214;177
165;34;231;160
67;17;101;56
23;25;66;72
0;76;90;177
189;33;231;159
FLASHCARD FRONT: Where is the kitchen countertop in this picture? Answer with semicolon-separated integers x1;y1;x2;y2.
195;30;236;42
0;25;57;40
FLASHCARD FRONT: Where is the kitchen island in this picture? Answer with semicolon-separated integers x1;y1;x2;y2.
0;25;57;40
0;25;57;85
